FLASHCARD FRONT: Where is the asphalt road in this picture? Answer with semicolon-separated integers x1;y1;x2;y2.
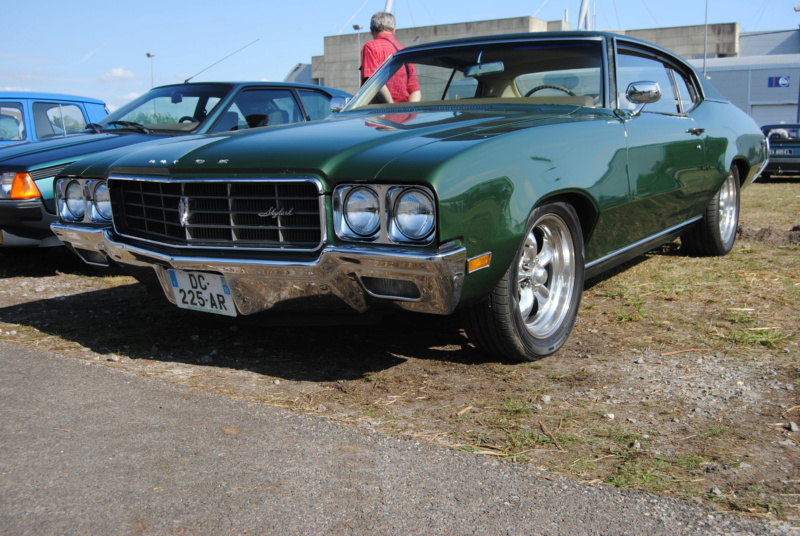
0;341;791;535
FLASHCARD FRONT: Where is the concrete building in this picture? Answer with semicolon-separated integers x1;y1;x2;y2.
307;16;740;96
310;16;569;94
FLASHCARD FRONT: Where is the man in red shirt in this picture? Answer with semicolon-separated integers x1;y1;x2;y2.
360;12;421;103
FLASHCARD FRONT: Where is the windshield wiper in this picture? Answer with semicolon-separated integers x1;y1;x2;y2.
84;123;104;133
108;120;152;134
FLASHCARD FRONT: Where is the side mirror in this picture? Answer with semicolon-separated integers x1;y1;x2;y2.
623;81;661;117
626;81;661;104
330;96;350;113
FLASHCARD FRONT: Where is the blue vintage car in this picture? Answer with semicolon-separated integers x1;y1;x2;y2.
761;123;800;178
53;32;768;361
0;82;350;246
0;92;108;147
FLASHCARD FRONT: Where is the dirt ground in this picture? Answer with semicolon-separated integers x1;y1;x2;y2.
1;182;798;525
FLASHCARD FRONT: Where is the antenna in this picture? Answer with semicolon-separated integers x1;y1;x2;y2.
184;39;260;83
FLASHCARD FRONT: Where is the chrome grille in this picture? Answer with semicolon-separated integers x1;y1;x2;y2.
108;177;323;250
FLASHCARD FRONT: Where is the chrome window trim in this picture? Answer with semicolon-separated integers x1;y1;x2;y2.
349;35;611;111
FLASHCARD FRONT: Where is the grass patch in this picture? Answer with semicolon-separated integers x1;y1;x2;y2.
503;398;533;416
702;424;732;438
721;327;787;349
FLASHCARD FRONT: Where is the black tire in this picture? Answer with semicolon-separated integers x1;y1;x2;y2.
463;201;584;361
681;166;740;256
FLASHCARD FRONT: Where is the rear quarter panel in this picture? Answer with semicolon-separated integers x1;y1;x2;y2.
691;99;767;189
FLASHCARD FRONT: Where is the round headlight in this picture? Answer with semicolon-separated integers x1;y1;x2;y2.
65;181;85;219
394;189;434;240
344;187;380;237
92;182;112;221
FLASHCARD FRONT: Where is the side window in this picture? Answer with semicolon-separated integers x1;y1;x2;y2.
59;104;88;134
298;90;333;121
211;89;302;133
32;102;88;138
415;65;478;100
617;51;680;115
672;70;698;113
0;102;25;141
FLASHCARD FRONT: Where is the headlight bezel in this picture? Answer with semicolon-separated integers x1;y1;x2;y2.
334;184;436;245
57;178;113;223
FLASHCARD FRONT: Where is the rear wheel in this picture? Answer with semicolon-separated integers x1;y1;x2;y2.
463;201;584;361
681;166;740;256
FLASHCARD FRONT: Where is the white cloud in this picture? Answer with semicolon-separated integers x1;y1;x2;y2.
99;68;136;82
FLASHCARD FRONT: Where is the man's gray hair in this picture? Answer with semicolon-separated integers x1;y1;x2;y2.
370;12;396;33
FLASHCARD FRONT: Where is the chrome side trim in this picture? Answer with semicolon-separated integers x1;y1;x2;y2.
585;217;701;271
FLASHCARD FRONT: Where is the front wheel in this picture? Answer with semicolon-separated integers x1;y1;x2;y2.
463;201;584;361
681;166;740;256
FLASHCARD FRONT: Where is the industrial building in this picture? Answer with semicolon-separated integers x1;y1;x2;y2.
690;30;800;125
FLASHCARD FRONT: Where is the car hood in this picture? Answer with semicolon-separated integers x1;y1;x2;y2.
106;106;599;182
0;132;168;169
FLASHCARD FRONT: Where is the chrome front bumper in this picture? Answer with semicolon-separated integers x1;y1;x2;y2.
52;223;467;316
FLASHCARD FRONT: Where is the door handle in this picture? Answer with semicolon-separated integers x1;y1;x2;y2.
686;128;705;136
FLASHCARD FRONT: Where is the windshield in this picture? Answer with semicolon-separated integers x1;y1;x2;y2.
99;83;233;132
348;39;605;111
763;125;800;141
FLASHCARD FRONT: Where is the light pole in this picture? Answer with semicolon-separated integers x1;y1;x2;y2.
703;0;708;77
353;25;363;88
146;53;155;88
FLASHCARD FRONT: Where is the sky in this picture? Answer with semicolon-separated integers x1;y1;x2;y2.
1;0;795;110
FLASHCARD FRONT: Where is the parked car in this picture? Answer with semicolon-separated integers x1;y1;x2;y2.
52;32;767;361
0;82;350;246
0;92;108;148
760;123;800;178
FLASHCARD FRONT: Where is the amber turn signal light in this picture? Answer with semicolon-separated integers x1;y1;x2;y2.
9;173;41;200
467;252;492;273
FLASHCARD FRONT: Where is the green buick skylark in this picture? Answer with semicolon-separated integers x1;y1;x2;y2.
52;31;768;362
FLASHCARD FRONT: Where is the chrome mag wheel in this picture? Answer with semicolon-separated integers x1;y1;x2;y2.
516;213;576;339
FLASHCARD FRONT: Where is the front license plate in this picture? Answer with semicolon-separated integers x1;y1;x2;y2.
167;270;237;317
